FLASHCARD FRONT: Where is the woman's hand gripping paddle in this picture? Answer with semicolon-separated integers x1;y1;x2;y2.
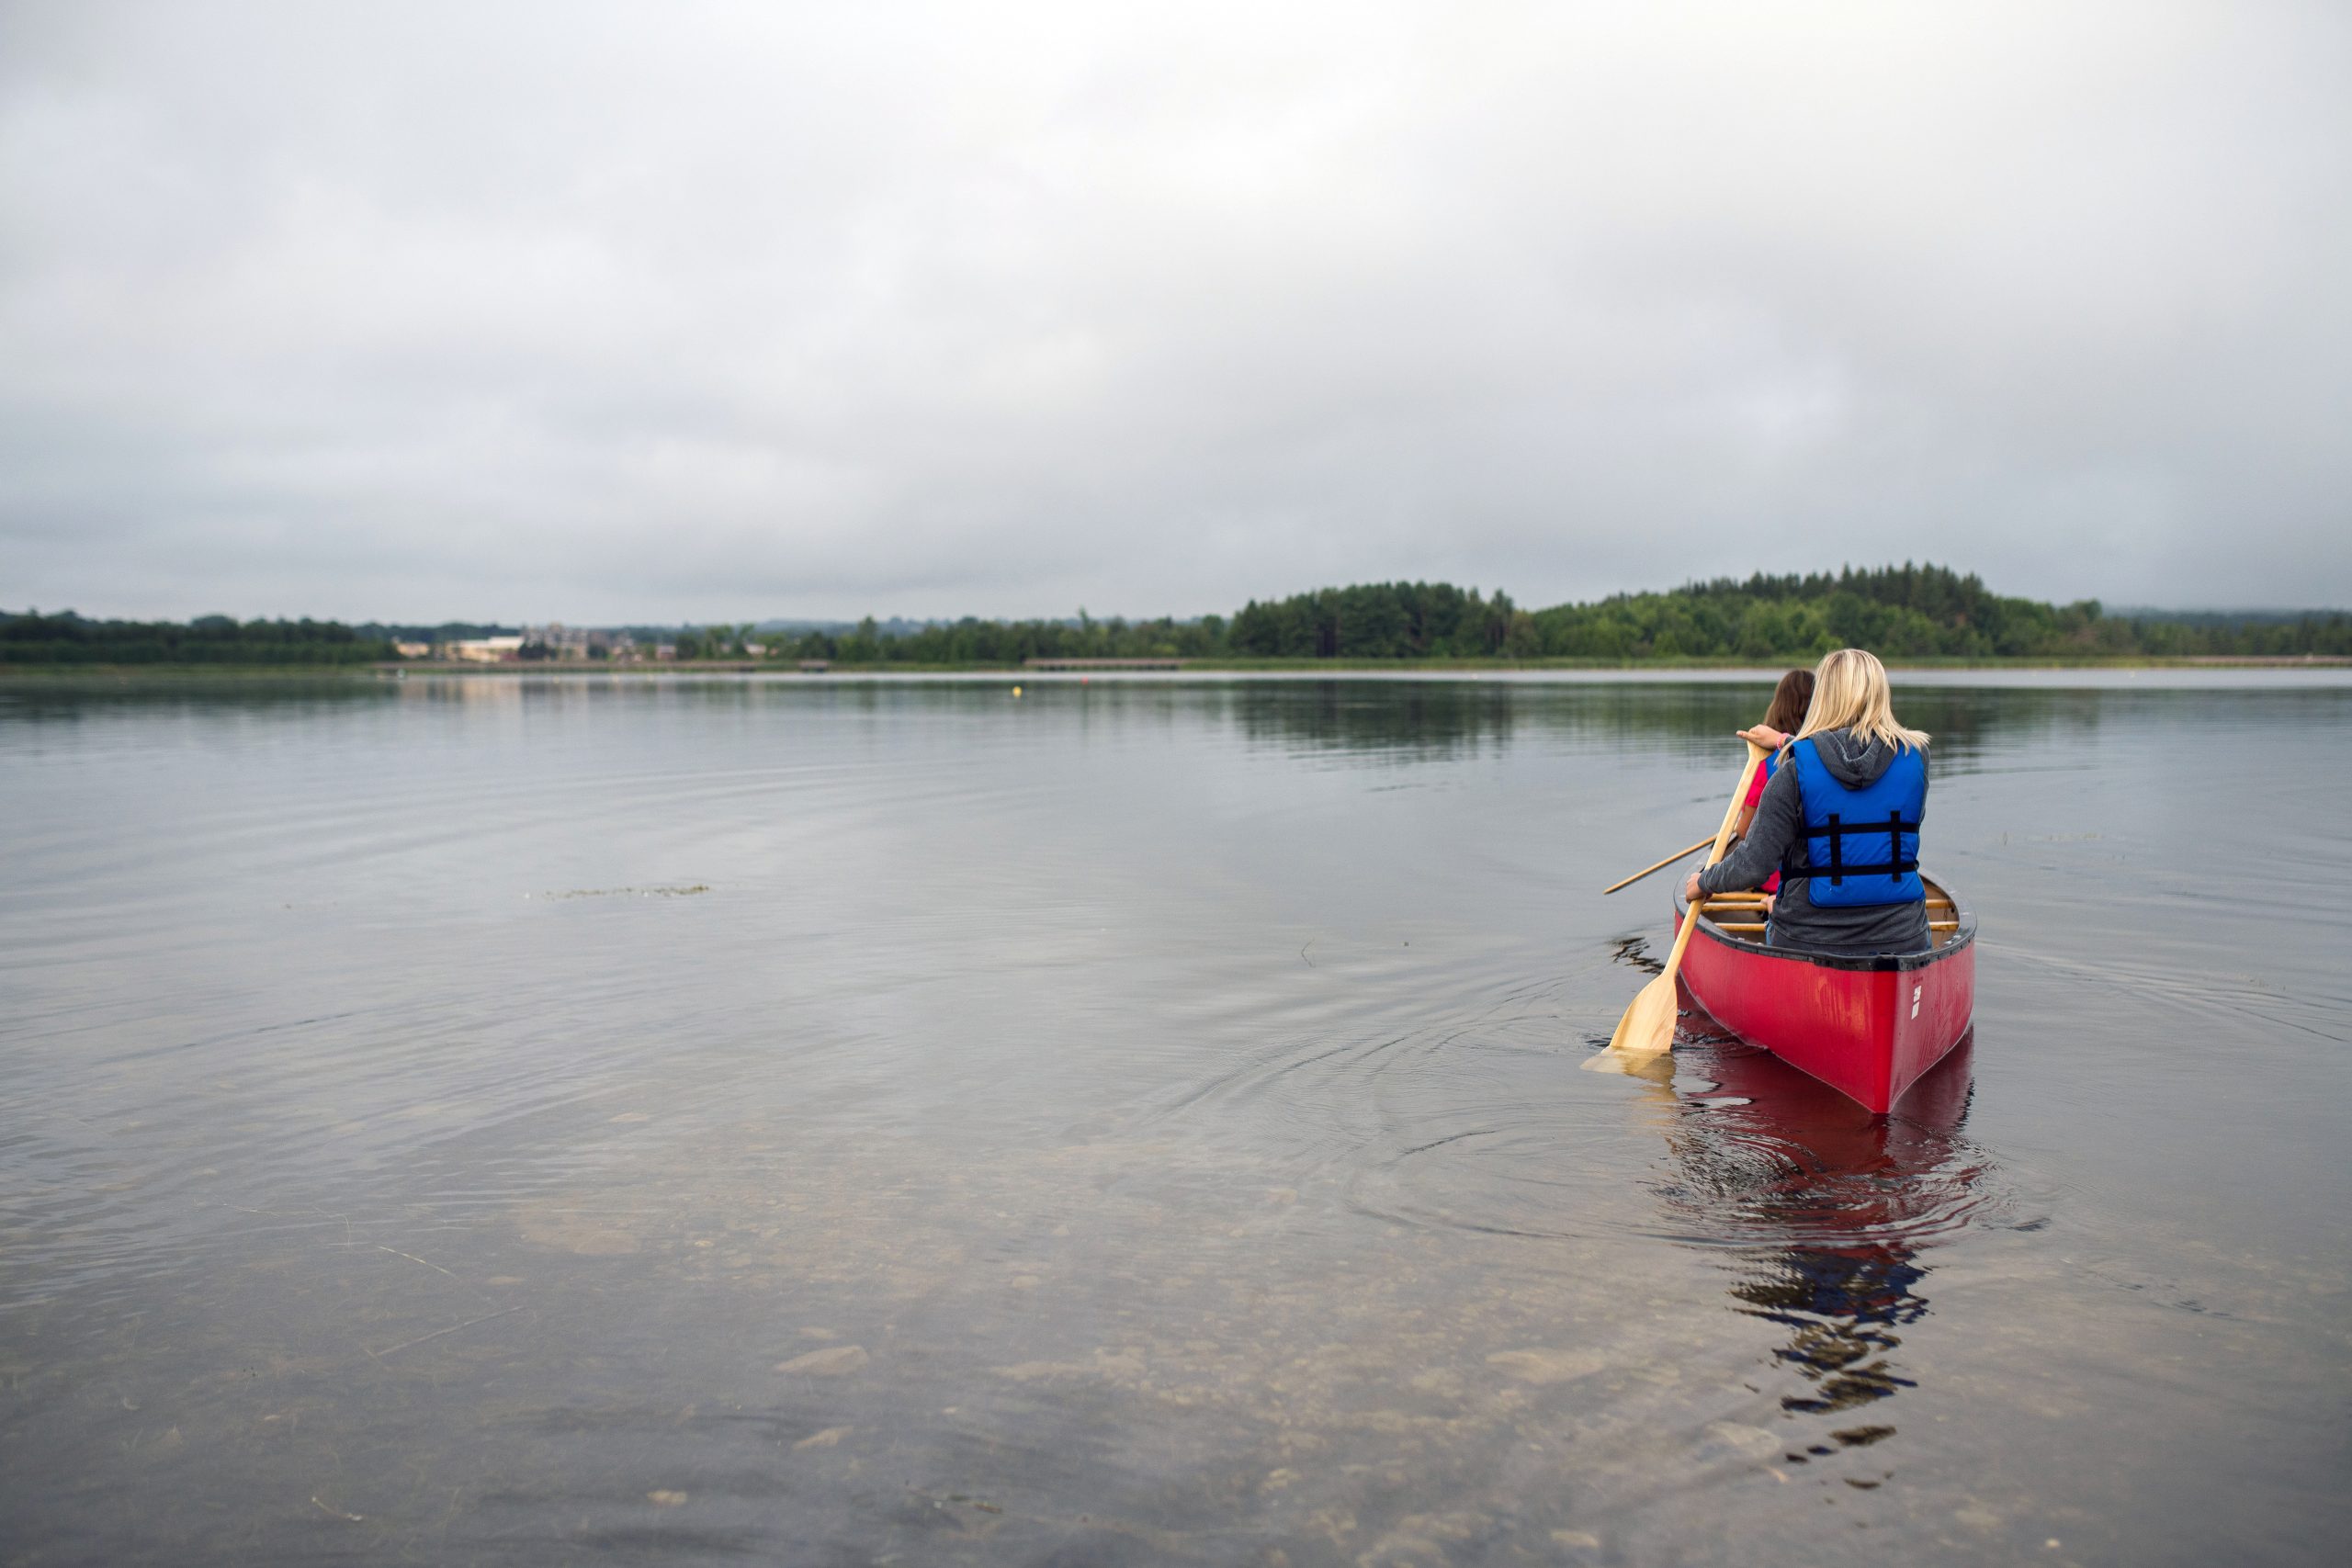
1604;739;1770;1060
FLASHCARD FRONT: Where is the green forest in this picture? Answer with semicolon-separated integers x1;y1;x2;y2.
1522;566;2352;660
734;565;2352;663
0;612;396;666
6;564;2349;666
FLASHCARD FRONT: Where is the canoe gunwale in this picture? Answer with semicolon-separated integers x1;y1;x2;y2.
1672;874;1978;975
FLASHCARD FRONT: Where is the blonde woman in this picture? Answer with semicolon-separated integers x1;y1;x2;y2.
1683;649;1931;955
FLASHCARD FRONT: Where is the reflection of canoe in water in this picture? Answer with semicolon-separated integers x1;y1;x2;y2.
1691;1028;1977;1154
1661;1035;1983;1424
1670;874;1977;1113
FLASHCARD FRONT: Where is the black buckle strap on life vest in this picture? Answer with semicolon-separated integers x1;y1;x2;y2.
1781;807;1921;884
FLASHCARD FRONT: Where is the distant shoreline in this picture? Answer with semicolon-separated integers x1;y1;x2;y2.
14;568;2347;665
6;652;2349;679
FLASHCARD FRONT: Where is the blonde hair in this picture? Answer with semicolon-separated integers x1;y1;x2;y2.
1794;649;1929;753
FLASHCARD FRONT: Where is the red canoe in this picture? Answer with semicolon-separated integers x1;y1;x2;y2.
1670;874;1977;1113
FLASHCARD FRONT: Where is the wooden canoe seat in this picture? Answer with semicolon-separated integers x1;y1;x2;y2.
1694;877;1964;950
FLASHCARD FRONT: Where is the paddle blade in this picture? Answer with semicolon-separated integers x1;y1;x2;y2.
1579;1043;1677;1082
1606;971;1679;1057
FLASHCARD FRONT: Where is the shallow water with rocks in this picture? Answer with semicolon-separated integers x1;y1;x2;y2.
2;671;2346;1565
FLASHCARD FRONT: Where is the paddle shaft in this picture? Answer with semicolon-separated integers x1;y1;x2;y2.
1604;739;1770;1056
1600;835;1717;896
1655;739;1770;985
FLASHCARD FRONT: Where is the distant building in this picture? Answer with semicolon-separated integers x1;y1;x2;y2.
392;640;432;659
451;636;526;663
514;624;640;660
523;623;584;659
654;643;678;661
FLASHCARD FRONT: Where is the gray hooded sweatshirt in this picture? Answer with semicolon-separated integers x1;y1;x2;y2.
1697;729;1931;956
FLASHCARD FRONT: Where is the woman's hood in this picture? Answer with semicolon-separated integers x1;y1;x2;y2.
1811;728;1917;787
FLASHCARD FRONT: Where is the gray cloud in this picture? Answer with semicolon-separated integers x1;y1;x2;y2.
4;1;2347;621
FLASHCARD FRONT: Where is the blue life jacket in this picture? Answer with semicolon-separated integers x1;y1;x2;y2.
1780;736;1926;908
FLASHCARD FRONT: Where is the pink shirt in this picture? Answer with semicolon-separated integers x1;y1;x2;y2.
1743;754;1781;894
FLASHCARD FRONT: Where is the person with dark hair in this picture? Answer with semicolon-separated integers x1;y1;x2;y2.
1726;668;1816;902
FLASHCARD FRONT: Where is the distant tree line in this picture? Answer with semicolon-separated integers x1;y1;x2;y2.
760;610;1232;665
0;611;395;665
1519;565;2352;660
1229;582;1532;658
6;565;2348;666
775;566;2351;662
356;621;514;643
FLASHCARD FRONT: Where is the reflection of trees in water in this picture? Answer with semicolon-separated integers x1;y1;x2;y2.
1649;1034;1984;1458
1212;678;2193;770
1216;678;2312;778
6;677;2267;771
0;677;402;726
1897;687;2109;770
1228;681;1518;761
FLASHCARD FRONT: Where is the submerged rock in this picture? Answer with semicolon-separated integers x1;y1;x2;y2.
775;1345;869;1376
1486;1348;1608;1385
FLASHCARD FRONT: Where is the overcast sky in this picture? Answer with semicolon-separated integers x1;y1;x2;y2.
4;2;2347;623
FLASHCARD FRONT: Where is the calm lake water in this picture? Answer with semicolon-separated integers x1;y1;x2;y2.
2;671;2347;1566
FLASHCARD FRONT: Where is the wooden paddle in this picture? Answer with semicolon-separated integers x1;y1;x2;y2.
1605;739;1770;1059
1600;835;1716;896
